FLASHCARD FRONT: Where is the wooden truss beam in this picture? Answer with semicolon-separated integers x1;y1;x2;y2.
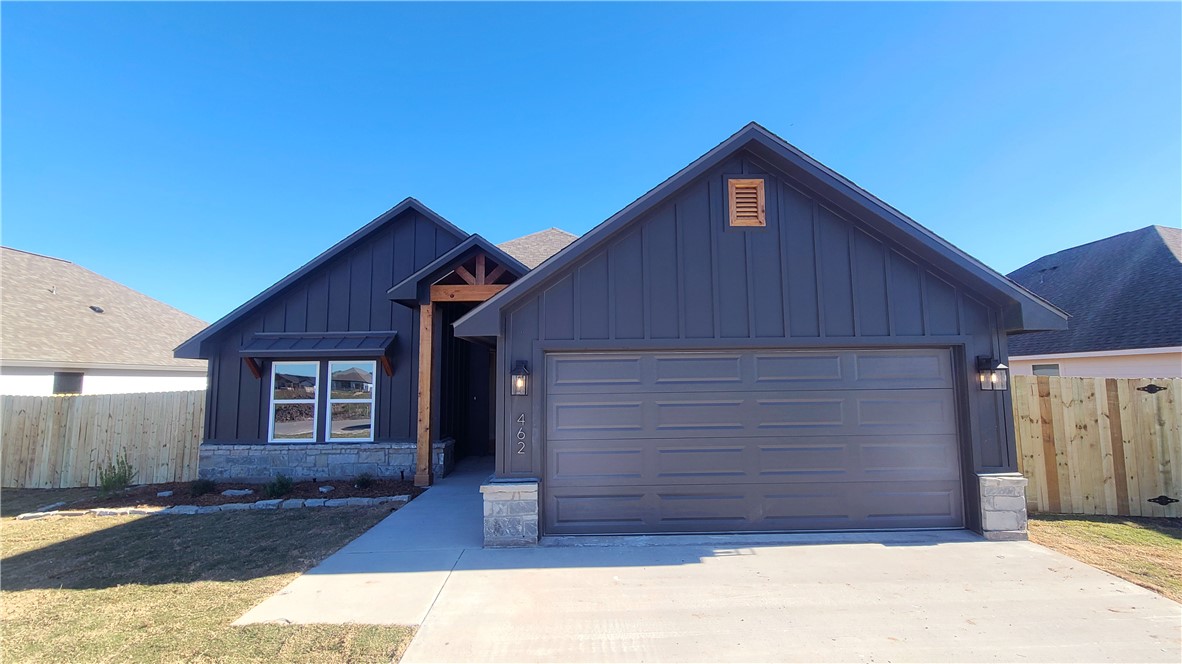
430;284;507;302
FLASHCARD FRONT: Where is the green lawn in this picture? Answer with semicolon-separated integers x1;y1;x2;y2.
1029;514;1182;603
1;491;414;663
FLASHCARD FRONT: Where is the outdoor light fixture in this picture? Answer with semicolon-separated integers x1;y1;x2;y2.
976;356;1009;392
510;361;530;396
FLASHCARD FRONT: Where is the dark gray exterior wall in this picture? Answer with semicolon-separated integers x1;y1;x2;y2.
498;150;1016;489
203;208;462;443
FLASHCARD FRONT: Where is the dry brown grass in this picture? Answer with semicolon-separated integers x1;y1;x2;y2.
1028;514;1182;603
1;500;414;663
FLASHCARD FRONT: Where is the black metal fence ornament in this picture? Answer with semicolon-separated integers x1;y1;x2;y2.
1147;495;1179;506
1137;384;1168;394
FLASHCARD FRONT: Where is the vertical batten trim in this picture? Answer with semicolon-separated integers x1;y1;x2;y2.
709;178;723;339
744;230;756;337
641;224;652;340
847;224;860;337
919;268;932;336
567;264;576;337
884;248;896;336
811;201;826;337
777;179;792;337
606;243;616;339
675;201;686;339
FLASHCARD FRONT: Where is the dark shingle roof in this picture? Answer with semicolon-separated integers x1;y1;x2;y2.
498;228;578;269
1;247;207;369
1007;226;1182;356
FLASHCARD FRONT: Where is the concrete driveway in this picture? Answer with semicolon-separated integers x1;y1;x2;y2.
238;461;1181;663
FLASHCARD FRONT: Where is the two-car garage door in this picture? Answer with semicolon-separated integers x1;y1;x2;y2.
543;349;964;535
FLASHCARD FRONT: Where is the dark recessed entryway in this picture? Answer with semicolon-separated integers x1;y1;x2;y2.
543;348;964;535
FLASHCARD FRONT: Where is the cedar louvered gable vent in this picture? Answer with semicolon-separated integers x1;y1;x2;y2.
728;178;766;227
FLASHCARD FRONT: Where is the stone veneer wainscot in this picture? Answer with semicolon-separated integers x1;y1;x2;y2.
198;440;454;482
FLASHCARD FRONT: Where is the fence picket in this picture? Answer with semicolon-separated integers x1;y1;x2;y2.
1013;375;1180;518
1;391;204;489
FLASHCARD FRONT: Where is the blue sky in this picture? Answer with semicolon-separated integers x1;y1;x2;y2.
4;2;1179;323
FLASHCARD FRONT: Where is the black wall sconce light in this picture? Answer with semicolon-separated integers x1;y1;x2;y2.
511;360;530;396
976;356;1009;391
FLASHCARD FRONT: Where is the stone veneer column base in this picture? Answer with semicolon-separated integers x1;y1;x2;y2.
978;473;1029;541
480;481;539;547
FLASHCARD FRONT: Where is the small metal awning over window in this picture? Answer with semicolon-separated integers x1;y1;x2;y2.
239;331;398;358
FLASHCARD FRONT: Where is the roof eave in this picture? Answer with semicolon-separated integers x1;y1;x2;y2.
173;198;468;360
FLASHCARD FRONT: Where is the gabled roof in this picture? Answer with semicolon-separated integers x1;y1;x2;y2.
387;234;528;307
1;247;207;371
454;122;1068;338
175;198;466;358
1008;225;1182;356
498;228;579;269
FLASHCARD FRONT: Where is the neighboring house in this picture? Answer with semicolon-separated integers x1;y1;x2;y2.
177;123;1066;544
1006;226;1182;378
1;247;208;395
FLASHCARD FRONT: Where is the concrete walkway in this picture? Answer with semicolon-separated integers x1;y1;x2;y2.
235;456;487;626
237;461;1182;662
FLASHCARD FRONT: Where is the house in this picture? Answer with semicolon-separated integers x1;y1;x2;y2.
1;247;208;395
176;123;1066;545
1006;226;1182;378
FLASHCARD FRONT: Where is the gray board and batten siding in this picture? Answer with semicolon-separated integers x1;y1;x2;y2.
487;147;1041;534
188;202;464;444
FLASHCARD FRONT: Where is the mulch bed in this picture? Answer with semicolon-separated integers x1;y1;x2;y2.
63;478;425;511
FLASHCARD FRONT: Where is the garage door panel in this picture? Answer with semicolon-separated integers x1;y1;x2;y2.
548;435;959;486
548;349;953;395
852;351;953;387
543;349;965;534
654;446;747;478
549;390;956;440
545;481;964;534
654;399;745;430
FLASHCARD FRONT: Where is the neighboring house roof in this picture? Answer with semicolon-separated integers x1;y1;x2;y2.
498;228;579;269
175;197;467;358
455;122;1068;338
0;246;207;370
1007;225;1182;356
331;367;373;383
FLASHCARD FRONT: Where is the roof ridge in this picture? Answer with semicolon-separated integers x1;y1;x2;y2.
1013;225;1175;272
1;246;73;264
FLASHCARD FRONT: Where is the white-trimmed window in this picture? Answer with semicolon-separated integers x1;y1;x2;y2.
269;361;319;442
327;360;376;442
1032;363;1061;377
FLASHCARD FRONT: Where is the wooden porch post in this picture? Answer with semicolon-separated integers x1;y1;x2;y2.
415;303;435;487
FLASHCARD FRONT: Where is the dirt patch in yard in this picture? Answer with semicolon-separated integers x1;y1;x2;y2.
1028;514;1182;603
6;478;424;513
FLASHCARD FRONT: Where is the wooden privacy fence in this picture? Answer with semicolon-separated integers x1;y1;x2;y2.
1013;375;1181;518
1;391;204;489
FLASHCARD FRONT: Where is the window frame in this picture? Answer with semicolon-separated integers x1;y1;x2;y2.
268;361;320;444
326;360;377;443
1031;363;1061;377
52;371;84;395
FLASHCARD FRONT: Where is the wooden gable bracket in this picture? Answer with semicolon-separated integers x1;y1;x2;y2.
428;252;513;303
243;357;262;380
380;355;395;377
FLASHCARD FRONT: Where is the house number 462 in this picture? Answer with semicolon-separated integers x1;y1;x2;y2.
515;413;527;454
